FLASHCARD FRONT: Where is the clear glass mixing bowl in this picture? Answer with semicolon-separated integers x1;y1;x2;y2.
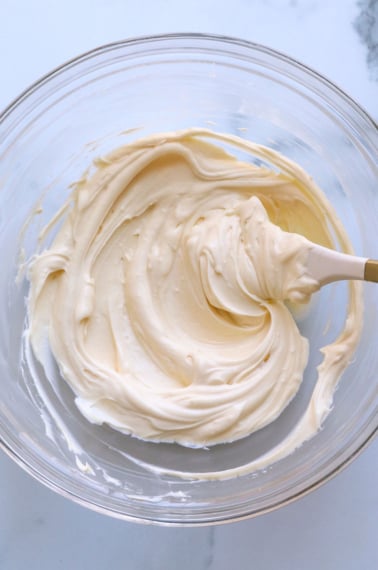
0;34;377;525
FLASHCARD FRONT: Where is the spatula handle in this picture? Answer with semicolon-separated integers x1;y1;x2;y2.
365;260;378;283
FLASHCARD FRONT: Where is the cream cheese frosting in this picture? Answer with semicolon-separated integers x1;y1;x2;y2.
27;129;362;468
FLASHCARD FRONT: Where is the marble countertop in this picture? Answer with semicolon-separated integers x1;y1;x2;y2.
0;1;377;568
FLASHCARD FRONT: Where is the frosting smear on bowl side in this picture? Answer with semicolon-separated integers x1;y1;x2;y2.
26;129;362;470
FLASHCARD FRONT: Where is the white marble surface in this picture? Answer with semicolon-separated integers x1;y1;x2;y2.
0;1;377;568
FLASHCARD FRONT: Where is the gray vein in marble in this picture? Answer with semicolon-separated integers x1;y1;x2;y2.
205;527;215;569
354;0;378;80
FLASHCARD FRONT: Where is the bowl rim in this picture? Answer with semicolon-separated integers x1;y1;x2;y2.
1;423;377;527
1;32;377;131
0;32;377;526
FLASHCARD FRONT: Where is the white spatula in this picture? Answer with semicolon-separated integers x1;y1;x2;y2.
306;245;378;286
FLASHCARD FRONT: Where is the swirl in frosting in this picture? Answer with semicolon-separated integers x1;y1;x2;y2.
27;129;362;466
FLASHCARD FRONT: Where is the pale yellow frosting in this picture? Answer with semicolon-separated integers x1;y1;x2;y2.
27;129;362;474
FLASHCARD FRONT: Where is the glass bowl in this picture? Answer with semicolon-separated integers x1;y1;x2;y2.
0;34;377;526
